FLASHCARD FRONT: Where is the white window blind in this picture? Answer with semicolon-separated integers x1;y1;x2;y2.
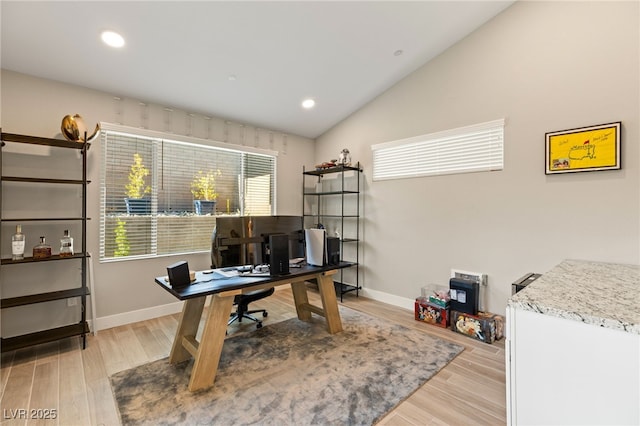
243;154;275;216
99;124;276;261
371;119;504;181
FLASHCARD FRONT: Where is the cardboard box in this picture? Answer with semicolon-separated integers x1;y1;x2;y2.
450;310;500;344
415;298;449;328
475;311;504;340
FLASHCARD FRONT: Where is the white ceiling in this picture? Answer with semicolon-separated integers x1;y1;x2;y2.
1;1;513;139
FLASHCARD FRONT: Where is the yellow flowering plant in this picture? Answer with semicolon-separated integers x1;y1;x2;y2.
190;170;221;201
125;153;151;199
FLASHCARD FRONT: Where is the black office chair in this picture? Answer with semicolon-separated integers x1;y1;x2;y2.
212;224;275;329
228;287;275;329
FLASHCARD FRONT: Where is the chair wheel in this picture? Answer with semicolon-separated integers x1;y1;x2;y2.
262;311;268;317
257;322;263;329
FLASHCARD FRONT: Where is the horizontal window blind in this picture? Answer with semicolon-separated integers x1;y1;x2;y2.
243;154;275;216
100;125;276;262
371;119;504;181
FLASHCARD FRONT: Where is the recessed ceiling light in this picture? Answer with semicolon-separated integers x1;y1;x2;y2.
101;31;125;48
302;98;316;109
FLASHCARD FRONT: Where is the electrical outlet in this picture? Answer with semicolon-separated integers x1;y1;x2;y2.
67;298;78;307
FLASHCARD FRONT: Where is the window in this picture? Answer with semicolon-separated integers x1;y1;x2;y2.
99;123;276;262
371;119;504;181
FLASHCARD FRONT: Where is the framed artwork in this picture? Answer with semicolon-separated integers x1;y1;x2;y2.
545;122;621;174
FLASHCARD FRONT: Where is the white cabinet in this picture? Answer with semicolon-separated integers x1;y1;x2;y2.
506;273;640;425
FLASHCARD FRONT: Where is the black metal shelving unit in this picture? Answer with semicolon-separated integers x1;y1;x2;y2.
0;132;90;352
302;162;362;301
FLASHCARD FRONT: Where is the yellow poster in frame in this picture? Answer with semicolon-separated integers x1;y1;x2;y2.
545;122;621;174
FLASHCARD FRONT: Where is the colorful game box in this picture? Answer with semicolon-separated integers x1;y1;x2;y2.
450;310;502;344
415;297;449;328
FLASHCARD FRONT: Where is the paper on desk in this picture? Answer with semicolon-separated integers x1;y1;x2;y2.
211;268;239;279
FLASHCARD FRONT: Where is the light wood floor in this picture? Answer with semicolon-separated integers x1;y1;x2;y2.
0;287;506;425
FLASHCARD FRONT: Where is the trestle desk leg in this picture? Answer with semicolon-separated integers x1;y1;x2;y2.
169;297;206;364
317;271;343;334
188;293;235;392
291;280;312;321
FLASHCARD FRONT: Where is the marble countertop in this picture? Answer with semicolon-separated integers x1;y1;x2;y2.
508;259;640;335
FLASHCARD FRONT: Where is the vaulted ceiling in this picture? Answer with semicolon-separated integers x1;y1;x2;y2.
1;1;514;139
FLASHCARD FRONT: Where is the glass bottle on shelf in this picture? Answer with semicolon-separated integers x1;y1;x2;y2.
33;236;52;259
11;224;25;260
60;230;74;257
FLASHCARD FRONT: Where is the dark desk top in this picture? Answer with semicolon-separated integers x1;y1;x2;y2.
154;262;354;300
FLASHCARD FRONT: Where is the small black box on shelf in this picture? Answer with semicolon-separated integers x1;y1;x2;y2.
449;277;479;315
326;237;341;265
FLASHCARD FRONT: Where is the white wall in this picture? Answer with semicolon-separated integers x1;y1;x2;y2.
316;1;640;314
0;70;315;332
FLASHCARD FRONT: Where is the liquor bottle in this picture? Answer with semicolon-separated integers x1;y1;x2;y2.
33;236;52;259
60;230;74;257
11;224;25;260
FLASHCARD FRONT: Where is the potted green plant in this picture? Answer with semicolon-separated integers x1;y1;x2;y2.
191;169;221;215
124;153;151;214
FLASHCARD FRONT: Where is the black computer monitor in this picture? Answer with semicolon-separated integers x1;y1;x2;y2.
211;216;304;268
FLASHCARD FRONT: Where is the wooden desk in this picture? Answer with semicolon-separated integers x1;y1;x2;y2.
154;263;350;392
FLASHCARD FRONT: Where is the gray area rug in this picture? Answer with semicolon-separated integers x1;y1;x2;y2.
110;306;463;425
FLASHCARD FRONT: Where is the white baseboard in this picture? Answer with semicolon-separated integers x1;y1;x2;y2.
91;286;414;333
94;286;288;332
94;300;185;332
359;287;415;312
